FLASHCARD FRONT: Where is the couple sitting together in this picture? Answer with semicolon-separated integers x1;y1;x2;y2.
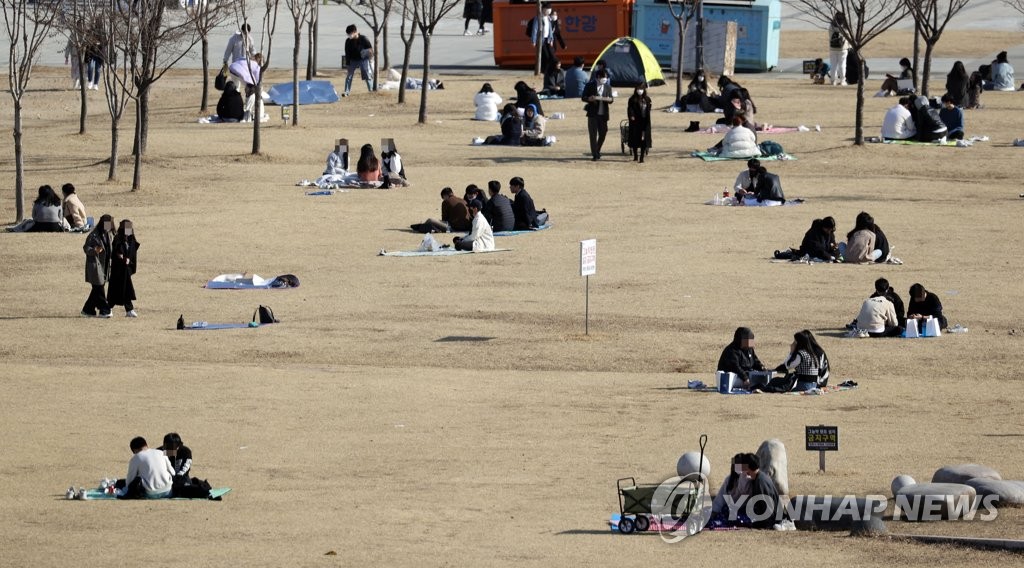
481;103;555;147
775;212;891;263
12;184;89;233
717;327;830;393
848;278;947;337
731;159;785;205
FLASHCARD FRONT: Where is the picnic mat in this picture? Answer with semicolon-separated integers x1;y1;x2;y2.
686;381;858;395
204;274;300;289
691;151;796;162
265;81;339;105
305;189;350;196
699;125;813;135
704;199;804;207
82;488;232;500
379;248;512;257
180;323;265;330
463;223;552;237
609;513;744;533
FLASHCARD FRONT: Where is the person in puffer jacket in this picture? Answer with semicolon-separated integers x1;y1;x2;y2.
720;116;761;159
912;95;948;142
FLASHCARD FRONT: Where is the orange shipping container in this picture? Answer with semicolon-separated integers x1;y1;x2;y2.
493;0;635;68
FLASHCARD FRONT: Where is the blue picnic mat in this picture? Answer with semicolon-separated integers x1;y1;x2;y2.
265;81;339;105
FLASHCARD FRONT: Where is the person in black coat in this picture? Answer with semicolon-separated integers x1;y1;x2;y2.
106;219;140;317
798;216;838;260
717;327;764;388
740;453;781;529
945;61;969;108
912;95;947;142
753;168;784;203
158;433;193;484
626;82;652;163
485;104;522;146
513;80;543;116
907;283;947;330
462;0;483;35
509;177;548;230
582;69;613;160
483;180;515;232
216;81;244;121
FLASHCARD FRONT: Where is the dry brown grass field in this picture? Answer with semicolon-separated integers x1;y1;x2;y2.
2;28;1024;566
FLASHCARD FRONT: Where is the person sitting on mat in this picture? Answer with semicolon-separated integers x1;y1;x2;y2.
810;58;830;85
848;278;905;333
877;57;913;97
116;436;174;499
717;116;760;159
158;433;193;486
565;56;588;99
907;283;948;330
411;187;472;233
483;180;515;232
215;81;244;122
484;104;523;146
453;200;495;252
912;95;948;143
711;453;752;518
767;330;830;392
521;104;548;146
679;71;717;111
513;80;544;117
356;143;382;182
540;60;565;97
716;327;765;389
881;97;917;141
463;184;486;211
736;166;784;205
839;213;881;263
509;177;549;230
27;185;67;232
800;216;838;261
474;82;502;121
61;183;88;230
938;94;965;140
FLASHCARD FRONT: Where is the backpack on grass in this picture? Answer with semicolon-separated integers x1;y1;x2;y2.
253;305;279;324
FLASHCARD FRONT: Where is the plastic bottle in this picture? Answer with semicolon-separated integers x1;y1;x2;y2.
723;186;730;198
713;194;721;206
948;324;968;334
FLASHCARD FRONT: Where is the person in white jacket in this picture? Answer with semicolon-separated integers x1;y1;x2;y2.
719;117;761;159
223;25;252;65
454;202;495;251
881;97;916;140
474;83;503;121
117;436;175;499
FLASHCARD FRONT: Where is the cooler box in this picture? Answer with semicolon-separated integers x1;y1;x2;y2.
493;0;635;68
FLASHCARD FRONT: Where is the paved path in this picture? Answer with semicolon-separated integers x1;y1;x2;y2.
3;1;1023;78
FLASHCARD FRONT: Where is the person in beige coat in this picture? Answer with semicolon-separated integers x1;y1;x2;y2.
62;183;88;229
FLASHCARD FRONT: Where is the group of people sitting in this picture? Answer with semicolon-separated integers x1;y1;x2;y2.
717;327;830;393
12;183;88;232
113;433;200;499
207;53;267;124
881;94;965;142
411;177;550;251
775;212;891;264
849;278;948;337
475;82;556;146
315;141;406;188
731;159;785;205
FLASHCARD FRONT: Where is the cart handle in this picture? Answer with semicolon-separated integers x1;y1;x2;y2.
616;477;636;492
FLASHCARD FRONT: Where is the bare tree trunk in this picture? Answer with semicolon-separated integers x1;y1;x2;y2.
854;53;865;145
13;101;25;222
108;118;120;181
132;100;143;191
133;87;151;156
921;40;934;97
78;52;88;134
293;24;301;125
417;33;431;123
382;20;390;72
674;19;685;104
534;3;542;76
372;32;380;91
252;81;262;154
399;31;414;104
200;37;210;112
912;22;921;91
311;4;319;76
306;10;315;79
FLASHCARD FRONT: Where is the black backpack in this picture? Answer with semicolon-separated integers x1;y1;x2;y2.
829;29;844;49
253;305;279;324
525;17;535;39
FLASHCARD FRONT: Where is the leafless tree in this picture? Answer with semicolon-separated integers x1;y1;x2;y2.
667;0;700;105
87;2;135;182
397;0;416;104
285;0;315;125
117;1;201;190
2;0;59;222
412;0;461;123
786;0;908;144
904;0;971;96
57;2;93;134
187;0;232;113
345;0;396;91
236;0;281;155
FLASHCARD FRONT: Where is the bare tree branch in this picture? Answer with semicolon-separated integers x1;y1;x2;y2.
903;0;971;96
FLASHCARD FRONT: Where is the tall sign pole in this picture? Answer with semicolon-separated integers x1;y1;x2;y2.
580;239;597;335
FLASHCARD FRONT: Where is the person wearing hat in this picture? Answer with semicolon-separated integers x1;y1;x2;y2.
716;327;765;389
565;56;588;98
157;433;194;485
453;200;495;252
509;177;549;230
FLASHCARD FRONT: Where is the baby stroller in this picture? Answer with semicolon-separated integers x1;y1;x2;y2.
619;119;630;154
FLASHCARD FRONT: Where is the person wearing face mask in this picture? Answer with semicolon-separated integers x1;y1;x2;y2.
531;5;557;73
82;214;115;318
582;69;614;160
716;327;764;389
627;82;652;162
107;219;140;317
738;453;781;528
343;24;373;96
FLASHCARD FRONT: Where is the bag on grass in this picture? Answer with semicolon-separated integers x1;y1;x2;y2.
759;140;784;157
253;305;279;324
418;234;441;252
